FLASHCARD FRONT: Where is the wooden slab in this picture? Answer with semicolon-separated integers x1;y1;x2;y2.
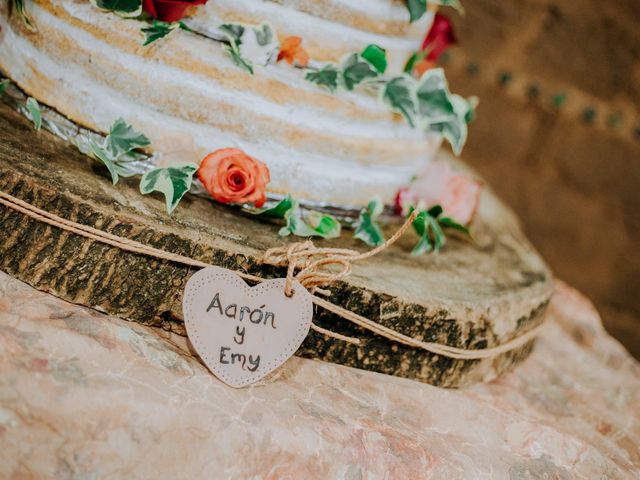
0;102;553;387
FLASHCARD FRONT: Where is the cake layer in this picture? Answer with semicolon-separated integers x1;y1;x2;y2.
191;0;434;73
0;0;441;208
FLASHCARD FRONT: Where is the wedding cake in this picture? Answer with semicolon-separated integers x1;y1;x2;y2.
0;0;473;213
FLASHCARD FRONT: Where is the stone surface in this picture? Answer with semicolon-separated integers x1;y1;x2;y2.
0;102;553;387
0;271;638;479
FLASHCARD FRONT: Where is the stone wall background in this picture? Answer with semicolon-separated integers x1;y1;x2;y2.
443;0;640;357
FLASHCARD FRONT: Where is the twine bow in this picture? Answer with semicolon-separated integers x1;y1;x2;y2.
263;210;420;298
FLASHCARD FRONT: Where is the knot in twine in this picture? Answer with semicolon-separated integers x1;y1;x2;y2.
263;209;420;298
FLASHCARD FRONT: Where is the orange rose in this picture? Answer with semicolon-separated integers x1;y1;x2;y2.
197;148;270;207
277;36;309;67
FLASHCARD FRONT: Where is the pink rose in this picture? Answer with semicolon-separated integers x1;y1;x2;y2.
395;162;481;225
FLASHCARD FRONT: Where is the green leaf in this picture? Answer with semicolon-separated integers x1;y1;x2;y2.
405;0;464;20
239;23;279;66
0;79;9;95
279;208;341;239
253;23;275;46
219;24;245;44
464;96;479;123
354;198;385;246
414;68;473;155
141;20;179;46
89;142;121;185
139;164;198;214
410;209;446;255
25;97;42;131
361;44;387;74
91;0;142;17
305;65;340;92
427;204;443;218
406;0;426;22
341;53;379;91
106;118;150;158
428;214;446;251
81;118;150;184
224;45;254;74
439;216;470;236
381;76;416;127
306;211;342;239
415;69;455;120
249;194;295;218
220;23;279;73
9;0;36;30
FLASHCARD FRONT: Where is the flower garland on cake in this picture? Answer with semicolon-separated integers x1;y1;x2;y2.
2;0;479;255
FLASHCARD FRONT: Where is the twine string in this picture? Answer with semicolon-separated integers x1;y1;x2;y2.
0;190;544;359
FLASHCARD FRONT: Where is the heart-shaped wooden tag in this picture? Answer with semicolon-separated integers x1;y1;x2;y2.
182;266;313;388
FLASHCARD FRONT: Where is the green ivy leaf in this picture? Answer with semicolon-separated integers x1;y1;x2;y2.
79;118;150;184
25;97;42;131
88;142;121;185
305;211;342;239
220;23;279;74
411;208;446;255
464;96;479;123
224;45;254;74
253;23;275;46
139;164;198;214
220;24;253;73
439;216;470;236
427;204;443;218
341;53;379;91
415;69;455;120
0;79;9;95
9;0;35;30
354;198;385;246
91;0;142;17
305;65;340;92
361;44;387;74
279;208;341;239
406;0;427;22
405;0;463;22
141;20;180;46
249;194;295;218
219;24;245;44
238;23;279;67
106;118;150;158
381;76;416;127
415;69;474;155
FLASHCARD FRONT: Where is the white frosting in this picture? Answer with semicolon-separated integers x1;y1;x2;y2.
195;0;434;73
0;0;440;207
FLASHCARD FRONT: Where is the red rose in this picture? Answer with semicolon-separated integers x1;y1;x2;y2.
197;148;271;207
143;0;207;23
422;13;457;61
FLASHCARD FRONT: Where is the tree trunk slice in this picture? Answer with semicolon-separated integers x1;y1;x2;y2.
0;102;553;387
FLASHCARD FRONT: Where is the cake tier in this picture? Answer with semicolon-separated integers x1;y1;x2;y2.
0;0;440;208
190;0;435;72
